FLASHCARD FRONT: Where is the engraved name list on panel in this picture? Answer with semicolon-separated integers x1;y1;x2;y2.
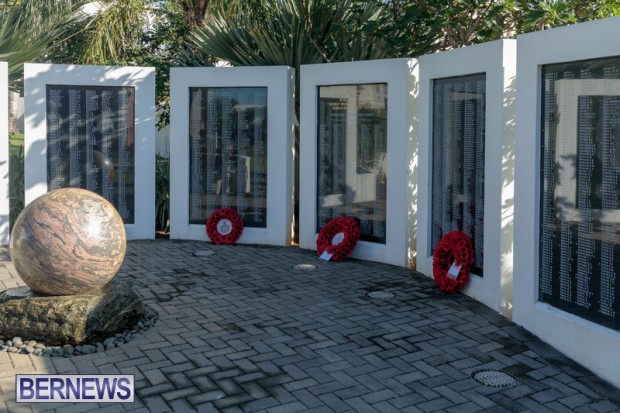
540;57;620;330
45;85;135;224
188;87;268;228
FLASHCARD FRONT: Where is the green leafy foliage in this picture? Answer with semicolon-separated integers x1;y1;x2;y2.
191;0;385;68
155;154;170;233
44;0;620;128
365;0;620;56
53;1;212;130
191;0;386;120
0;0;82;90
52;0;157;65
3;0;619;237
8;133;24;232
515;0;620;32
118;2;212;129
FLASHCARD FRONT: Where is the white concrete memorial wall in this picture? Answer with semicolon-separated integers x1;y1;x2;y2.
299;59;418;267
417;40;516;317
169;66;294;245
24;63;156;239
514;16;620;388
0;62;8;245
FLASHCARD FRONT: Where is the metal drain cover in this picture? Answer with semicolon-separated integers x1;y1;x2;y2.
472;370;517;388
194;250;215;257
367;291;395;299
293;264;317;271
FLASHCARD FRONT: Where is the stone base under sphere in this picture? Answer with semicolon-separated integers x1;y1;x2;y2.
9;188;127;296
0;281;144;346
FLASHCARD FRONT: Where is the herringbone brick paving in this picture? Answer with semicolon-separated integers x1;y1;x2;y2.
0;240;619;412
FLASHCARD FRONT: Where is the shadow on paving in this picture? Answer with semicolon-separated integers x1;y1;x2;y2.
0;239;618;413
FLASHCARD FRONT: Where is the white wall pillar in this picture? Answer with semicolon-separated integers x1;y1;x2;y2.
299;59;419;267
24;63;156;240
417;40;516;317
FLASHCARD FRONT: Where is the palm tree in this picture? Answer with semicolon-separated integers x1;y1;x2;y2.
189;0;387;242
190;0;386;119
59;0;252;66
173;0;267;28
0;0;82;89
52;0;153;65
190;0;385;71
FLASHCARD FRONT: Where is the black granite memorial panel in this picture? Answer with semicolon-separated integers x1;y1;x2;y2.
540;56;620;331
317;84;387;244
188;87;267;227
46;85;135;224
430;74;486;275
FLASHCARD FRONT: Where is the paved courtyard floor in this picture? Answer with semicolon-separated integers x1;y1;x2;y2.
0;240;619;413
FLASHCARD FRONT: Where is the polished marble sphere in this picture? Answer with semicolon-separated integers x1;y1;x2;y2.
10;188;126;296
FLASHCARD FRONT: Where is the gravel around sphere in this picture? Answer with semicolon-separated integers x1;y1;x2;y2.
0;306;158;357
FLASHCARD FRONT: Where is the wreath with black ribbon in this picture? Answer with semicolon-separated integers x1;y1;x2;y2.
316;217;361;262
432;230;474;293
206;208;244;245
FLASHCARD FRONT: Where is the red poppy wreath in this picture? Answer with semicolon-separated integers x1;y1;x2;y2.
206;208;244;245
432;230;474;293
316;217;361;262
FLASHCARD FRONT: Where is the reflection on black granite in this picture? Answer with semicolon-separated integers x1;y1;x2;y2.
540;56;620;331
46;85;135;223
188;87;268;228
